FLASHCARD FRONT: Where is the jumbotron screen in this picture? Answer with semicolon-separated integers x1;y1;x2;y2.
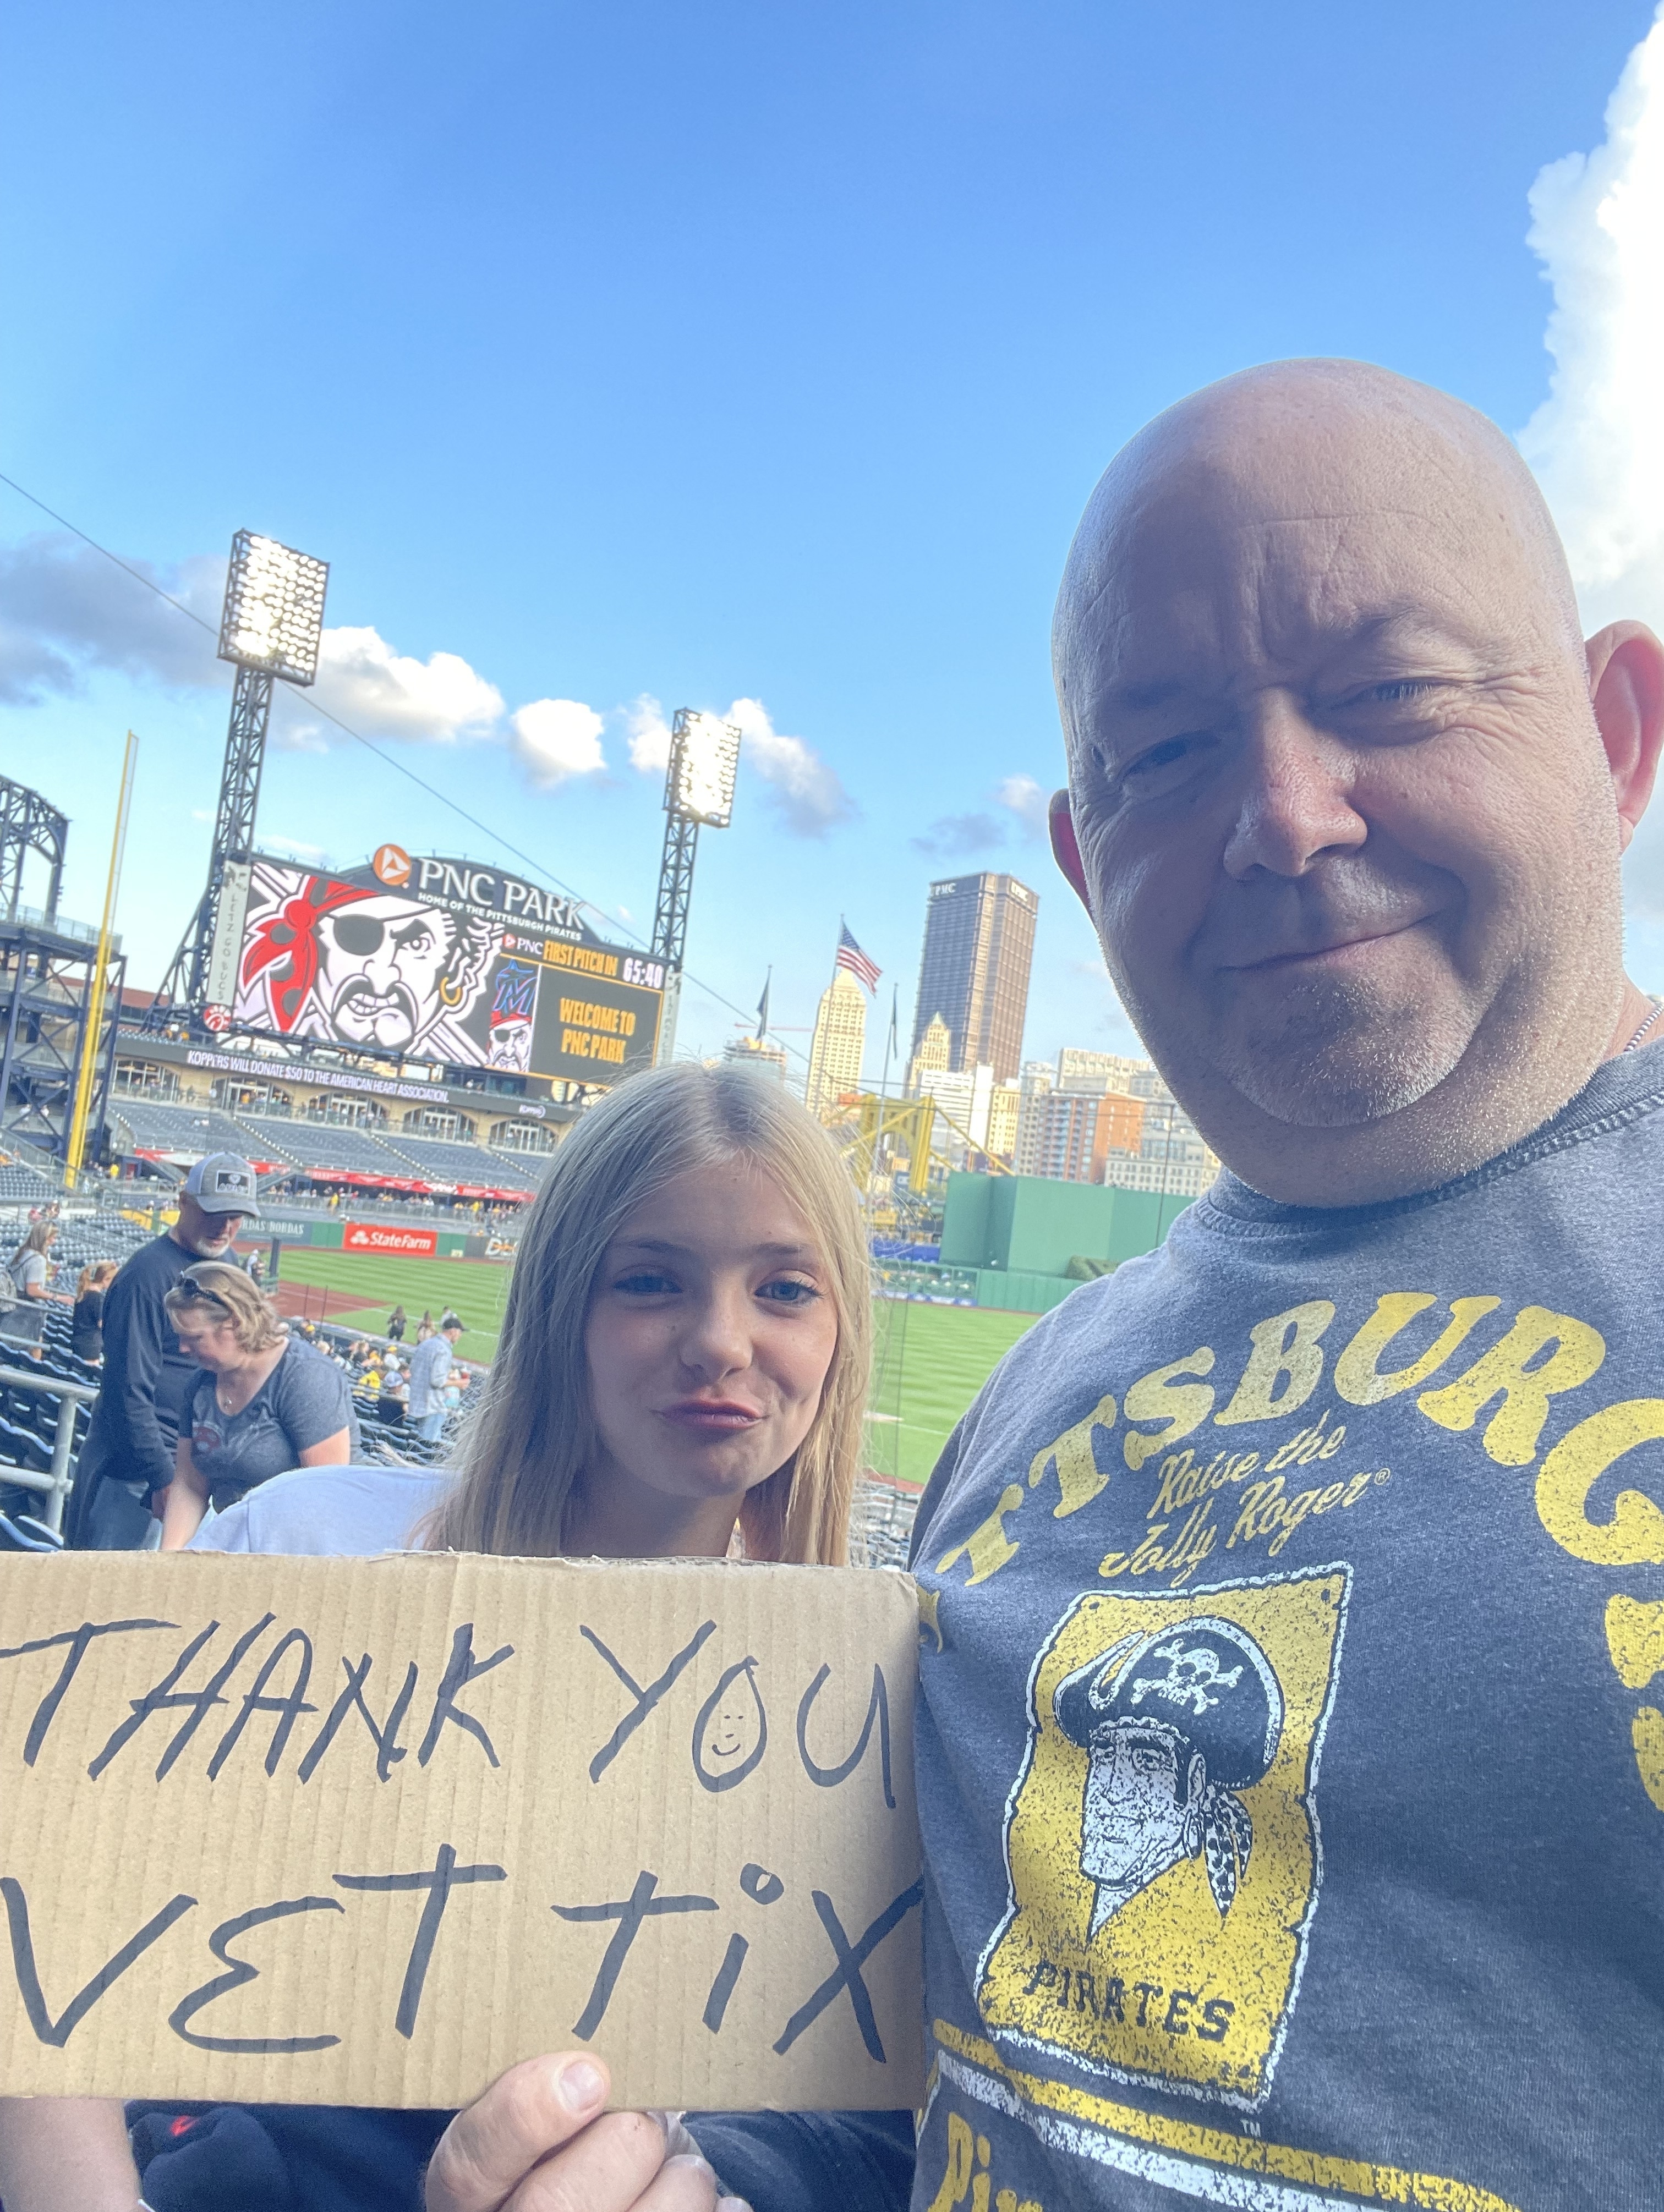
227;852;665;1085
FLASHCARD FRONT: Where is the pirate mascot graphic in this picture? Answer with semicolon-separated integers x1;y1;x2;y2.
238;868;495;1061
1053;1618;1283;1940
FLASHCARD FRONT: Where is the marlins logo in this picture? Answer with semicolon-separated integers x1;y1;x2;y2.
977;1566;1348;2109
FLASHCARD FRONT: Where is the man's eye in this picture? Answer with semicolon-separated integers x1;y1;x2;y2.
1122;732;1216;787
1365;679;1435;704
758;1278;819;1305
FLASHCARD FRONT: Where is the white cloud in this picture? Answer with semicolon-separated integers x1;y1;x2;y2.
995;773;1048;833
623;693;674;774
509;697;607;786
913;770;1050;855
726;695;857;837
304;625;505;744
0;534;855;828
1518;5;1664;907
622;691;856;837
1519;4;1664;632
0;534;223;702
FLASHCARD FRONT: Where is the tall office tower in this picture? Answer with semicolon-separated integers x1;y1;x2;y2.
805;969;867;1119
907;1012;951;1094
1056;1047;1147;1095
911;873;1038;1083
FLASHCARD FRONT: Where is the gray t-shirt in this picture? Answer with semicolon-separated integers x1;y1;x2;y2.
188;1462;454;1553
187;1336;362;1511
911;1046;1664;2212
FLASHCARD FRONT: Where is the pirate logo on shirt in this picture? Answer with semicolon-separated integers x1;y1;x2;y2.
977;1566;1348;2109
1054;1617;1282;1941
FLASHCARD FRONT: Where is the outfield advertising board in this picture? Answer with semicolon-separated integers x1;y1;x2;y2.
344;1221;440;1258
229;849;665;1087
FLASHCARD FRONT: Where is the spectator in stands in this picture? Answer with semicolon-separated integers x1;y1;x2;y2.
1;1222;62;1350
158;1264;359;1550
440;1304;462;1332
64;1153;260;1550
407;1315;463;1443
386;1304;407;1341
71;1261;119;1364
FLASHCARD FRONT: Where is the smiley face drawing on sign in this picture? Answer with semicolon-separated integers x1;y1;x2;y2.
693;1656;767;1791
976;1567;1348;2109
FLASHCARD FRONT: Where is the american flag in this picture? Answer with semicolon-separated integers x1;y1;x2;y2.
836;922;881;992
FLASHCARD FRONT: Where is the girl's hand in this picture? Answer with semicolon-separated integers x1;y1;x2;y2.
424;2055;749;2212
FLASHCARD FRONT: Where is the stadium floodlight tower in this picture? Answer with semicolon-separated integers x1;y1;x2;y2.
155;530;329;1029
651;708;741;1064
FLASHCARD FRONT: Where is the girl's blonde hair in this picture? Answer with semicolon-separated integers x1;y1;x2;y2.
163;1261;286;1354
76;1260;119;1298
428;1062;871;1565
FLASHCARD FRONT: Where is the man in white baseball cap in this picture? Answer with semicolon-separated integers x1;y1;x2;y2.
65;1152;261;1549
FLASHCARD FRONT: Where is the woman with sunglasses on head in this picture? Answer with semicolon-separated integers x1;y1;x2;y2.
1;1066;913;2212
156;1261;360;1550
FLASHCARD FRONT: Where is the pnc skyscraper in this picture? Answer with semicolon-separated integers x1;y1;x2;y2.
910;872;1037;1084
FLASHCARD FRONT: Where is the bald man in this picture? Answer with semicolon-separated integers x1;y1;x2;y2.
910;362;1664;2212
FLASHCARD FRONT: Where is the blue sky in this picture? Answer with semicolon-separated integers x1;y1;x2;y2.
4;0;1663;1075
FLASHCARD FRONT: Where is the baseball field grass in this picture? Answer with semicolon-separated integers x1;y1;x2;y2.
270;1247;1043;1487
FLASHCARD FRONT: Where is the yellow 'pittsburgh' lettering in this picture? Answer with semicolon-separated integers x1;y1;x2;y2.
1333;1293;1501;1404
1027;1392;1116;1517
1534;1399;1664;1564
1605;1593;1664;1690
1122;1349;1216;1471
1417;1305;1605;1465
937;1485;1025;1585
1631;1709;1664;1813
1215;1300;1334;1426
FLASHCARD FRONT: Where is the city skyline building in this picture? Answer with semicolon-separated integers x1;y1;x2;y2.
917;1062;994;1157
985;1080;1020;1162
1056;1047;1145;1095
1013;1059;1056;1176
721;1034;789;1083
911;872;1037;1084
1030;1088;1146;1184
805;968;867;1119
907;1011;951;1094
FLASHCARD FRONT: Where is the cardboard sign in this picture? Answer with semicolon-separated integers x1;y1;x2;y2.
0;1552;923;2111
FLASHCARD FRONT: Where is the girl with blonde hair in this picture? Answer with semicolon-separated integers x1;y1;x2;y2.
429;1058;871;1566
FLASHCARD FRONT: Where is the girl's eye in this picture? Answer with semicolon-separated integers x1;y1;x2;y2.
758;1278;819;1305
614;1270;678;1296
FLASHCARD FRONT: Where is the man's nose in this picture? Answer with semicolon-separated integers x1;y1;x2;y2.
1221;693;1367;880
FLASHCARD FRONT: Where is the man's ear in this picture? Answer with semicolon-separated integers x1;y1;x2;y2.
1049;787;1094;913
1587;622;1664;852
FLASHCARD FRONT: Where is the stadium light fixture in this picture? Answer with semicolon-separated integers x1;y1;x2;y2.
666;708;742;828
217;530;330;687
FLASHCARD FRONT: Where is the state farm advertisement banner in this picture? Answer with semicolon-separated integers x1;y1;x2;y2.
344;1221;439;1258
